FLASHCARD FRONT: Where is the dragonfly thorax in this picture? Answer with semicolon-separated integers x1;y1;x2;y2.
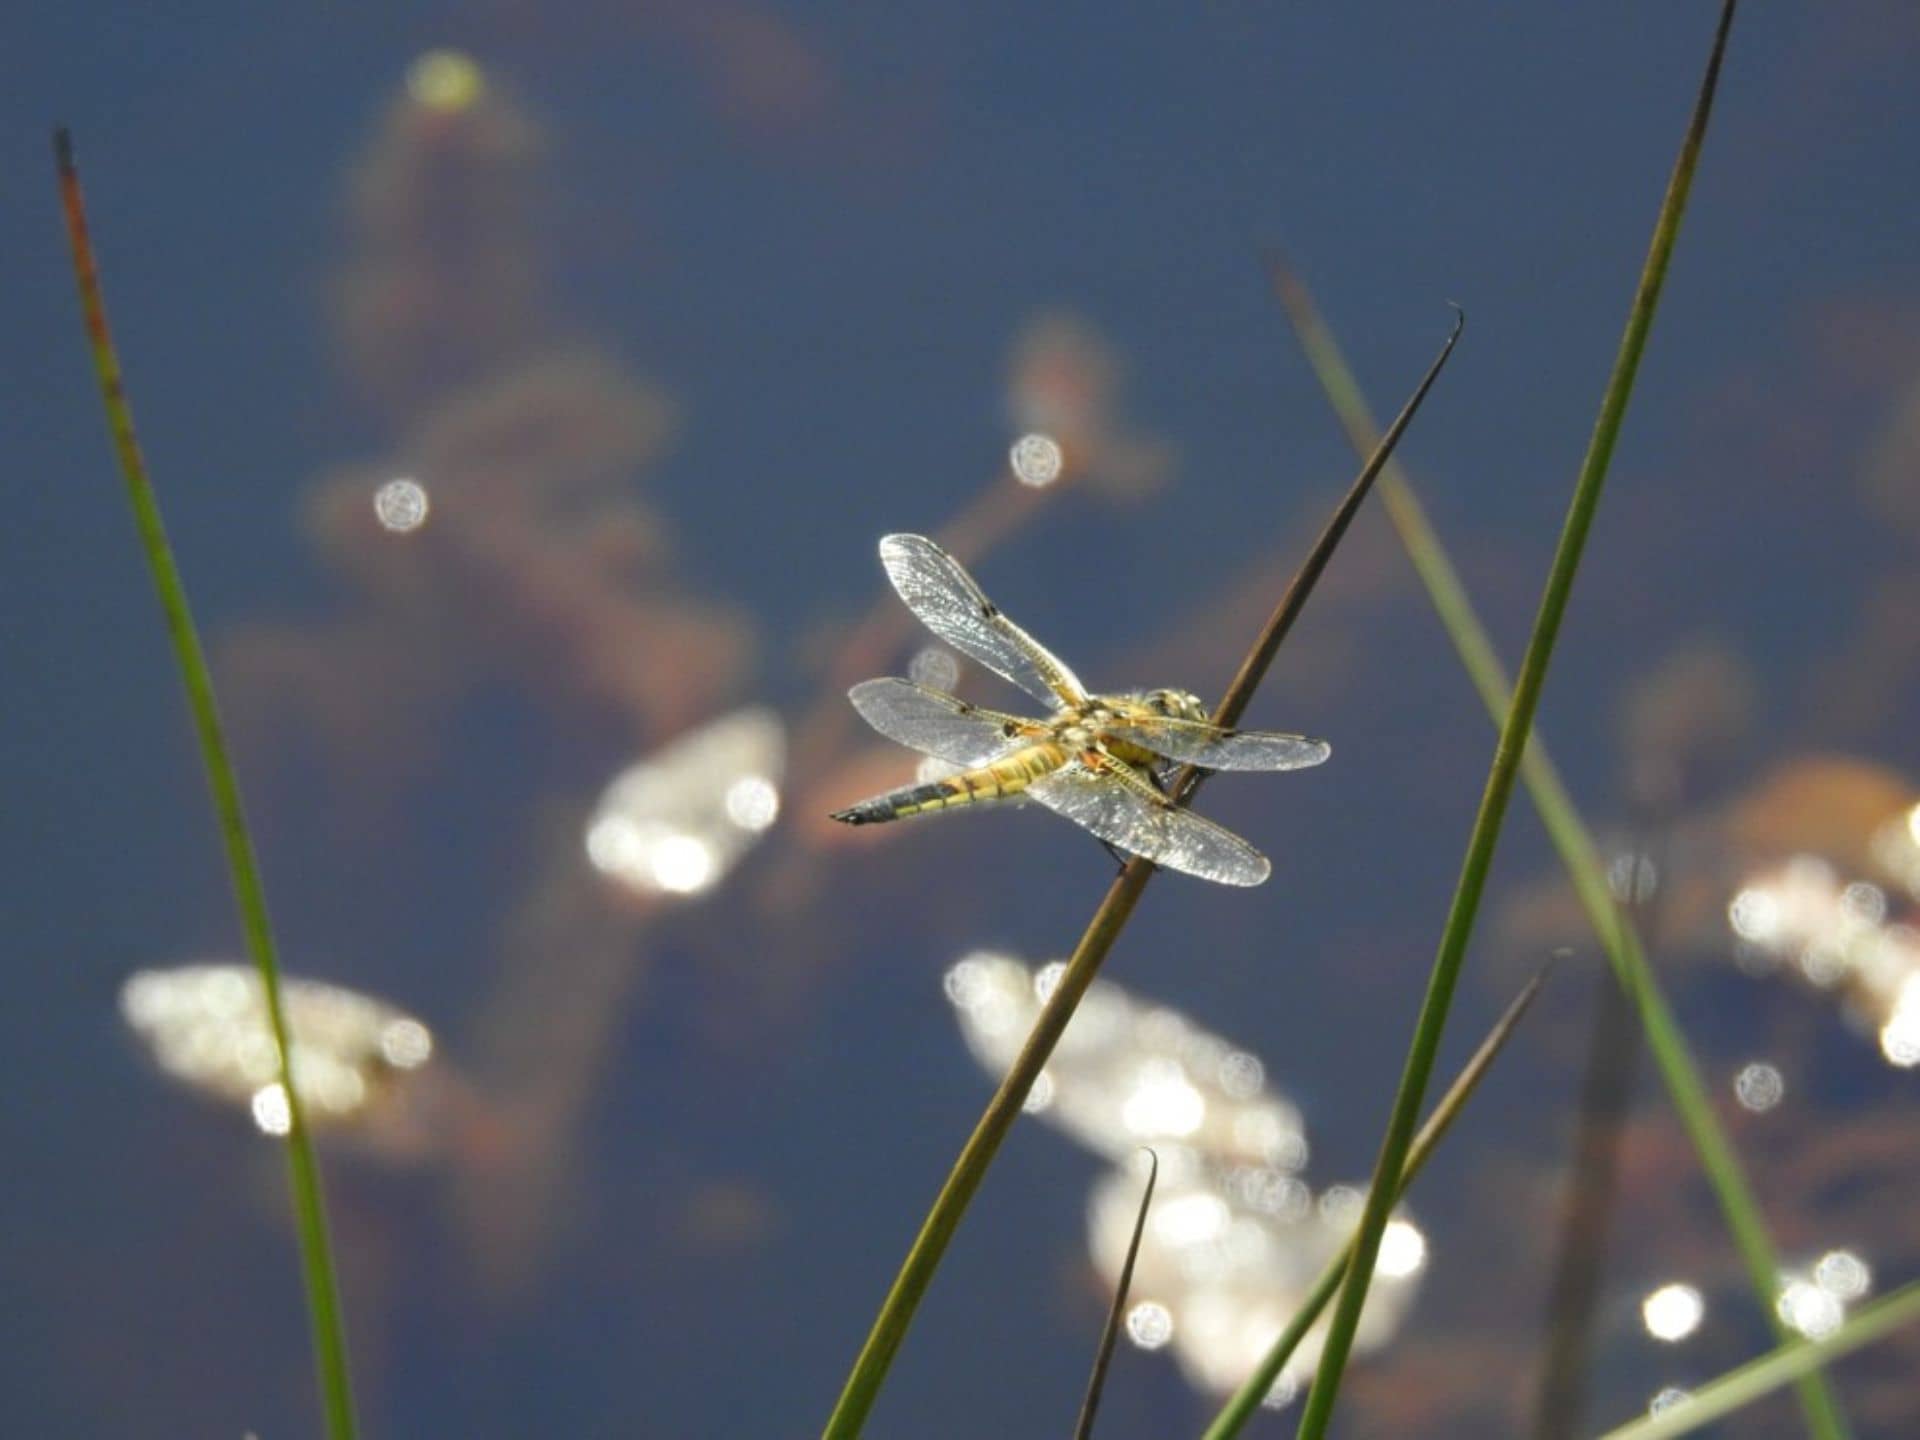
1054;719;1098;751
1115;687;1207;724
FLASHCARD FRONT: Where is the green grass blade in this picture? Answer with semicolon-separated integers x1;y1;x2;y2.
1293;6;1749;1436
1281;266;1855;1437
1595;1280;1920;1440
821;318;1463;1439
1074;1149;1158;1440
1203;966;1547;1439
54;130;358;1440
1270;50;1850;1440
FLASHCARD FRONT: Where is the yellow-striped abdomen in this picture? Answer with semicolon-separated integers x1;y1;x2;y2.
830;742;1069;826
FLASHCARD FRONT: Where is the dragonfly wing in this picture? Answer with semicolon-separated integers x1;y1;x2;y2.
1026;760;1271;886
1103;716;1331;773
878;534;1087;709
848;678;1031;767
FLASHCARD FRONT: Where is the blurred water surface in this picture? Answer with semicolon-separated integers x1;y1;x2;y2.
4;5;1919;1436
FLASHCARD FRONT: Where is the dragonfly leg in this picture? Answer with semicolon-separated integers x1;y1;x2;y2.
1073;749;1150;872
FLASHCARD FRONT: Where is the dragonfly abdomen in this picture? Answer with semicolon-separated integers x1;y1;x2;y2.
831;743;1068;825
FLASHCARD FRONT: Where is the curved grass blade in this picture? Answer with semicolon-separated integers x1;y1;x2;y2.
1292;8;1766;1437
1595;1280;1920;1440
1277;266;1855;1438
1269;45;1845;1440
1074;1149;1158;1440
1202;965;1547;1439
820;313;1463;1439
53;130;358;1440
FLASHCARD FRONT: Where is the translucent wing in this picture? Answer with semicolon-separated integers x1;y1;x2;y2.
1027;759;1271;886
879;534;1087;710
848;678;1032;767
1101;715;1331;773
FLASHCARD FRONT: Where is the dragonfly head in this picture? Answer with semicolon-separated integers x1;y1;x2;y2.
1141;687;1208;724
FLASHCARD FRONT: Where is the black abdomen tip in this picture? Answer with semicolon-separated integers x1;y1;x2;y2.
830;804;880;825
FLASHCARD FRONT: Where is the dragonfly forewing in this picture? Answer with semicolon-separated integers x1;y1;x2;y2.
878;533;1087;710
1101;716;1331;773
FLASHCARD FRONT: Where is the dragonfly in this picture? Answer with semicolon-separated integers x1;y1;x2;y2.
829;534;1330;885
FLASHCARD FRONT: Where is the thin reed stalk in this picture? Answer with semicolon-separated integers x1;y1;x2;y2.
820;314;1463;1438
1269;41;1845;1440
1073;1150;1158;1440
53;130;358;1440
1203;967;1547;1439
1292;8;1772;1437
